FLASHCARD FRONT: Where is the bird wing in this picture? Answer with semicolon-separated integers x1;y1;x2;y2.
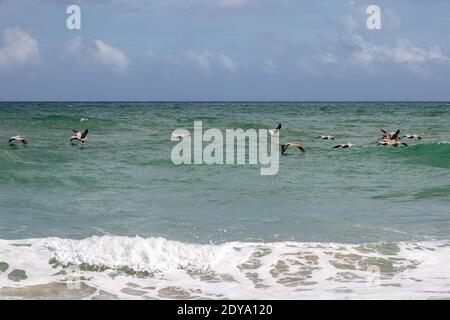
81;129;89;139
281;144;289;154
276;123;282;130
392;130;400;140
332;144;342;148
284;142;305;153
295;144;305;153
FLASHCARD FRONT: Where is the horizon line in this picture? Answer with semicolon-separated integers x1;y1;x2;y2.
1;100;450;103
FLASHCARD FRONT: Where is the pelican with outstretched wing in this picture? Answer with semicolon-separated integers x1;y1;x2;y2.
71;129;89;143
9;135;27;145
281;141;305;155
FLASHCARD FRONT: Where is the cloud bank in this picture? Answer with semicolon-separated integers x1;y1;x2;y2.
0;27;39;70
186;50;238;73
64;36;129;73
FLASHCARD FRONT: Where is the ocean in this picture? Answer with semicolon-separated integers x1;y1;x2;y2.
0;102;449;299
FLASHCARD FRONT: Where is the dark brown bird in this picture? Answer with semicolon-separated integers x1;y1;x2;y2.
378;129;408;147
281;142;305;155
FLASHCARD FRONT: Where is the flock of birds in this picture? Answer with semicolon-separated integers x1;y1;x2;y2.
8;129;89;146
170;122;422;156
8;123;422;155
275;123;422;155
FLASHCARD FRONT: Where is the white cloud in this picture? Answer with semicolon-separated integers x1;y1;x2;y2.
64;36;129;73
332;3;449;75
186;50;212;70
94;40;129;72
186;50;238;72
262;58;277;73
216;53;237;71
391;39;449;63
296;52;339;77
350;34;449;66
350;34;378;65
320;52;338;64
0;27;39;70
295;31;449;77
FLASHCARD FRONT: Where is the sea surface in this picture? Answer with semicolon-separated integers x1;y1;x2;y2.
0;102;449;299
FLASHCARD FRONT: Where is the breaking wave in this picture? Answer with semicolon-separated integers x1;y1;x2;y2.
1;236;450;299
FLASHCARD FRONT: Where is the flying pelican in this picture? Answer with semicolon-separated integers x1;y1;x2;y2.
281;141;305;155
319;135;335;140
268;123;282;137
333;143;358;149
9;135;27;145
171;132;190;141
378;129;408;147
403;134;421;140
380;129;401;141
71;129;89;143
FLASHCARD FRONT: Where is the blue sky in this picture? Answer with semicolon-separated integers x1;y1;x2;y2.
1;0;450;100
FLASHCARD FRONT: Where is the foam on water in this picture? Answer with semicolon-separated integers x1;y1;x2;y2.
1;236;450;299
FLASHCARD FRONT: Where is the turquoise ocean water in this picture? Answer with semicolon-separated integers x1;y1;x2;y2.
0;102;449;299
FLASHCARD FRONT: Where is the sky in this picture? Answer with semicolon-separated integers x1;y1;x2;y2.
0;0;450;101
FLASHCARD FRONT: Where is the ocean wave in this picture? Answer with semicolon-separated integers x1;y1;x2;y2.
1;236;450;299
400;143;450;169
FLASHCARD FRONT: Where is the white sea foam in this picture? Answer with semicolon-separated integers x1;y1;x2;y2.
1;236;450;299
